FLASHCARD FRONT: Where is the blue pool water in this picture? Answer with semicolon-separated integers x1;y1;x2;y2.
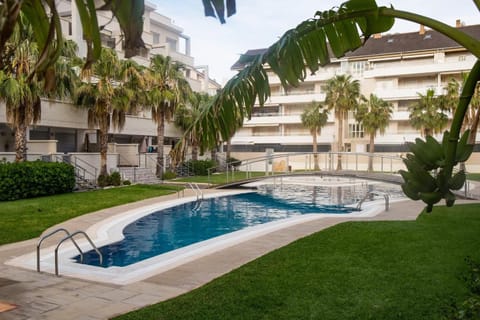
75;188;358;268
75;180;403;268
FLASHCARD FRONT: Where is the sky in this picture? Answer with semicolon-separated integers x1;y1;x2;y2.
153;0;478;84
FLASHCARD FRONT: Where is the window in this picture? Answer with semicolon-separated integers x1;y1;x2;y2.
459;55;467;61
152;32;160;44
166;38;177;52
348;123;364;138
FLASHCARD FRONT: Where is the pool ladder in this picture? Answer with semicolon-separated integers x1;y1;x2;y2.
188;182;204;200
36;228;103;276
356;191;390;211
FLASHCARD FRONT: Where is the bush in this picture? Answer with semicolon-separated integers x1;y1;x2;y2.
186;159;215;176
0;161;75;201
227;157;242;170
162;170;176;180
97;173;110;187
97;171;122;187
123;180;131;185
109;171;121;186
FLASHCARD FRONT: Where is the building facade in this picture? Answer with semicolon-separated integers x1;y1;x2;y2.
0;1;220;165
229;22;480;170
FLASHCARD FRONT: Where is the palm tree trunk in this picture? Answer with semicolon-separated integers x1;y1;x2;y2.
368;132;375;172
210;145;217;164
14;123;28;162
312;130;319;171
156;110;165;178
468;107;480;144
336;114;343;171
99;128;108;176
226;138;232;160
192;144;199;161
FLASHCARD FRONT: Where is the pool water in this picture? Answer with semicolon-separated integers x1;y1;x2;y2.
75;180;402;268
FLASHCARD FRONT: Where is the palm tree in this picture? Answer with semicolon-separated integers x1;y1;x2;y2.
444;77;480;144
145;54;191;177
301;101;329;171
175;92;214;161
355;94;393;172
409;88;449;137
75;48;135;176
0;19;40;161
323;75;360;170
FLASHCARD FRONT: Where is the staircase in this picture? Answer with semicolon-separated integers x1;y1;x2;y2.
118;167;162;184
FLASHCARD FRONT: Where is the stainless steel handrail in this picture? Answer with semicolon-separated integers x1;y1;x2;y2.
357;191;390;211
188;182;204;200
36;228;83;272
54;230;103;276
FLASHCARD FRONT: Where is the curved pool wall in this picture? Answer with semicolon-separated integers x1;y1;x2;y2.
6;177;405;285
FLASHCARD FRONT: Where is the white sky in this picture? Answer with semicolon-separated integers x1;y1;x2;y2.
153;0;478;84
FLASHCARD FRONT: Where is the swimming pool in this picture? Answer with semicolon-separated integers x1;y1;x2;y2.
75;178;403;268
7;176;404;284
75;191;355;267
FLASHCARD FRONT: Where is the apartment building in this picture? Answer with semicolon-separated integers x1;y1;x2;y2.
0;1;220;160
229;22;480;165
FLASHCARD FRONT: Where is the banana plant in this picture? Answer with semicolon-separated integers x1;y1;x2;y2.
191;0;480;211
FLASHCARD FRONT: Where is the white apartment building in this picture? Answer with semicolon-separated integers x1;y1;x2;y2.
0;1;220;161
229;22;480;166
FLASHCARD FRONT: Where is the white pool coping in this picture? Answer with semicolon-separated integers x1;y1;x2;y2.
6;188;404;285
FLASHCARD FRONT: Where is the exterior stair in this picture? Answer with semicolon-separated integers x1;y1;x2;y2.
118;167;162;184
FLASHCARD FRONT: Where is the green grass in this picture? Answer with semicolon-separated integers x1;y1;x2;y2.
0;184;181;245
172;171;266;185
467;173;480;181
114;203;480;320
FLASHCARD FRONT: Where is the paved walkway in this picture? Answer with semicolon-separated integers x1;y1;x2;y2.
0;187;477;319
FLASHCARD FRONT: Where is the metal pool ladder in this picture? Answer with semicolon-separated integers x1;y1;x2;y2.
36;228;103;276
356;191;390;211
188;182;204;200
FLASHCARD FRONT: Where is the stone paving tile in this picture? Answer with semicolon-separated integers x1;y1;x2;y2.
92;288;139;302
122;293;166;307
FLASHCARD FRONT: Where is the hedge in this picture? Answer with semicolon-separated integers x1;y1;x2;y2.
0;161;76;201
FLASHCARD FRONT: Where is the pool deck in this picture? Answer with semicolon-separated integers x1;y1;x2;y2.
0;188;477;320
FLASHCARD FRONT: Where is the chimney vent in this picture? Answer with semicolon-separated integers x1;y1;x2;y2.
456;19;464;28
373;33;382;39
419;25;425;35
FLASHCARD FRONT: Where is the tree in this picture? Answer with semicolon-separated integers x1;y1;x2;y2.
409;89;449;137
323;75;361;170
301;101;329;171
191;0;480;211
174;92;215;161
75;48;136;176
355;94;393;172
145;55;191;177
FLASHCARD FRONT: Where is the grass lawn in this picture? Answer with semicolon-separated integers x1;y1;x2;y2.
467;173;480;181
0;184;181;245
114;203;480;320
172;171;266;185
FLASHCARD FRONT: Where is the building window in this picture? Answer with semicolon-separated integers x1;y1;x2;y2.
459;55;467;61
348;123;364;138
152;32;160;45
351;61;368;76
166;38;177;52
101;34;115;49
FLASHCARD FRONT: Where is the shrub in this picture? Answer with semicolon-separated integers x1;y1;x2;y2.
109;171;121;186
227;157;242;170
97;173;110;187
123;180;131;185
162;170;177;180
186;159;215;176
0;161;75;201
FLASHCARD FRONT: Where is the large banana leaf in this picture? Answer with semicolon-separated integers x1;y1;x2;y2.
203;0;237;24
191;0;480;210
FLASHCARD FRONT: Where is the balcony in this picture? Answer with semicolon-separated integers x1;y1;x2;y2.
375;86;443;100
265;92;325;104
364;59;474;78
